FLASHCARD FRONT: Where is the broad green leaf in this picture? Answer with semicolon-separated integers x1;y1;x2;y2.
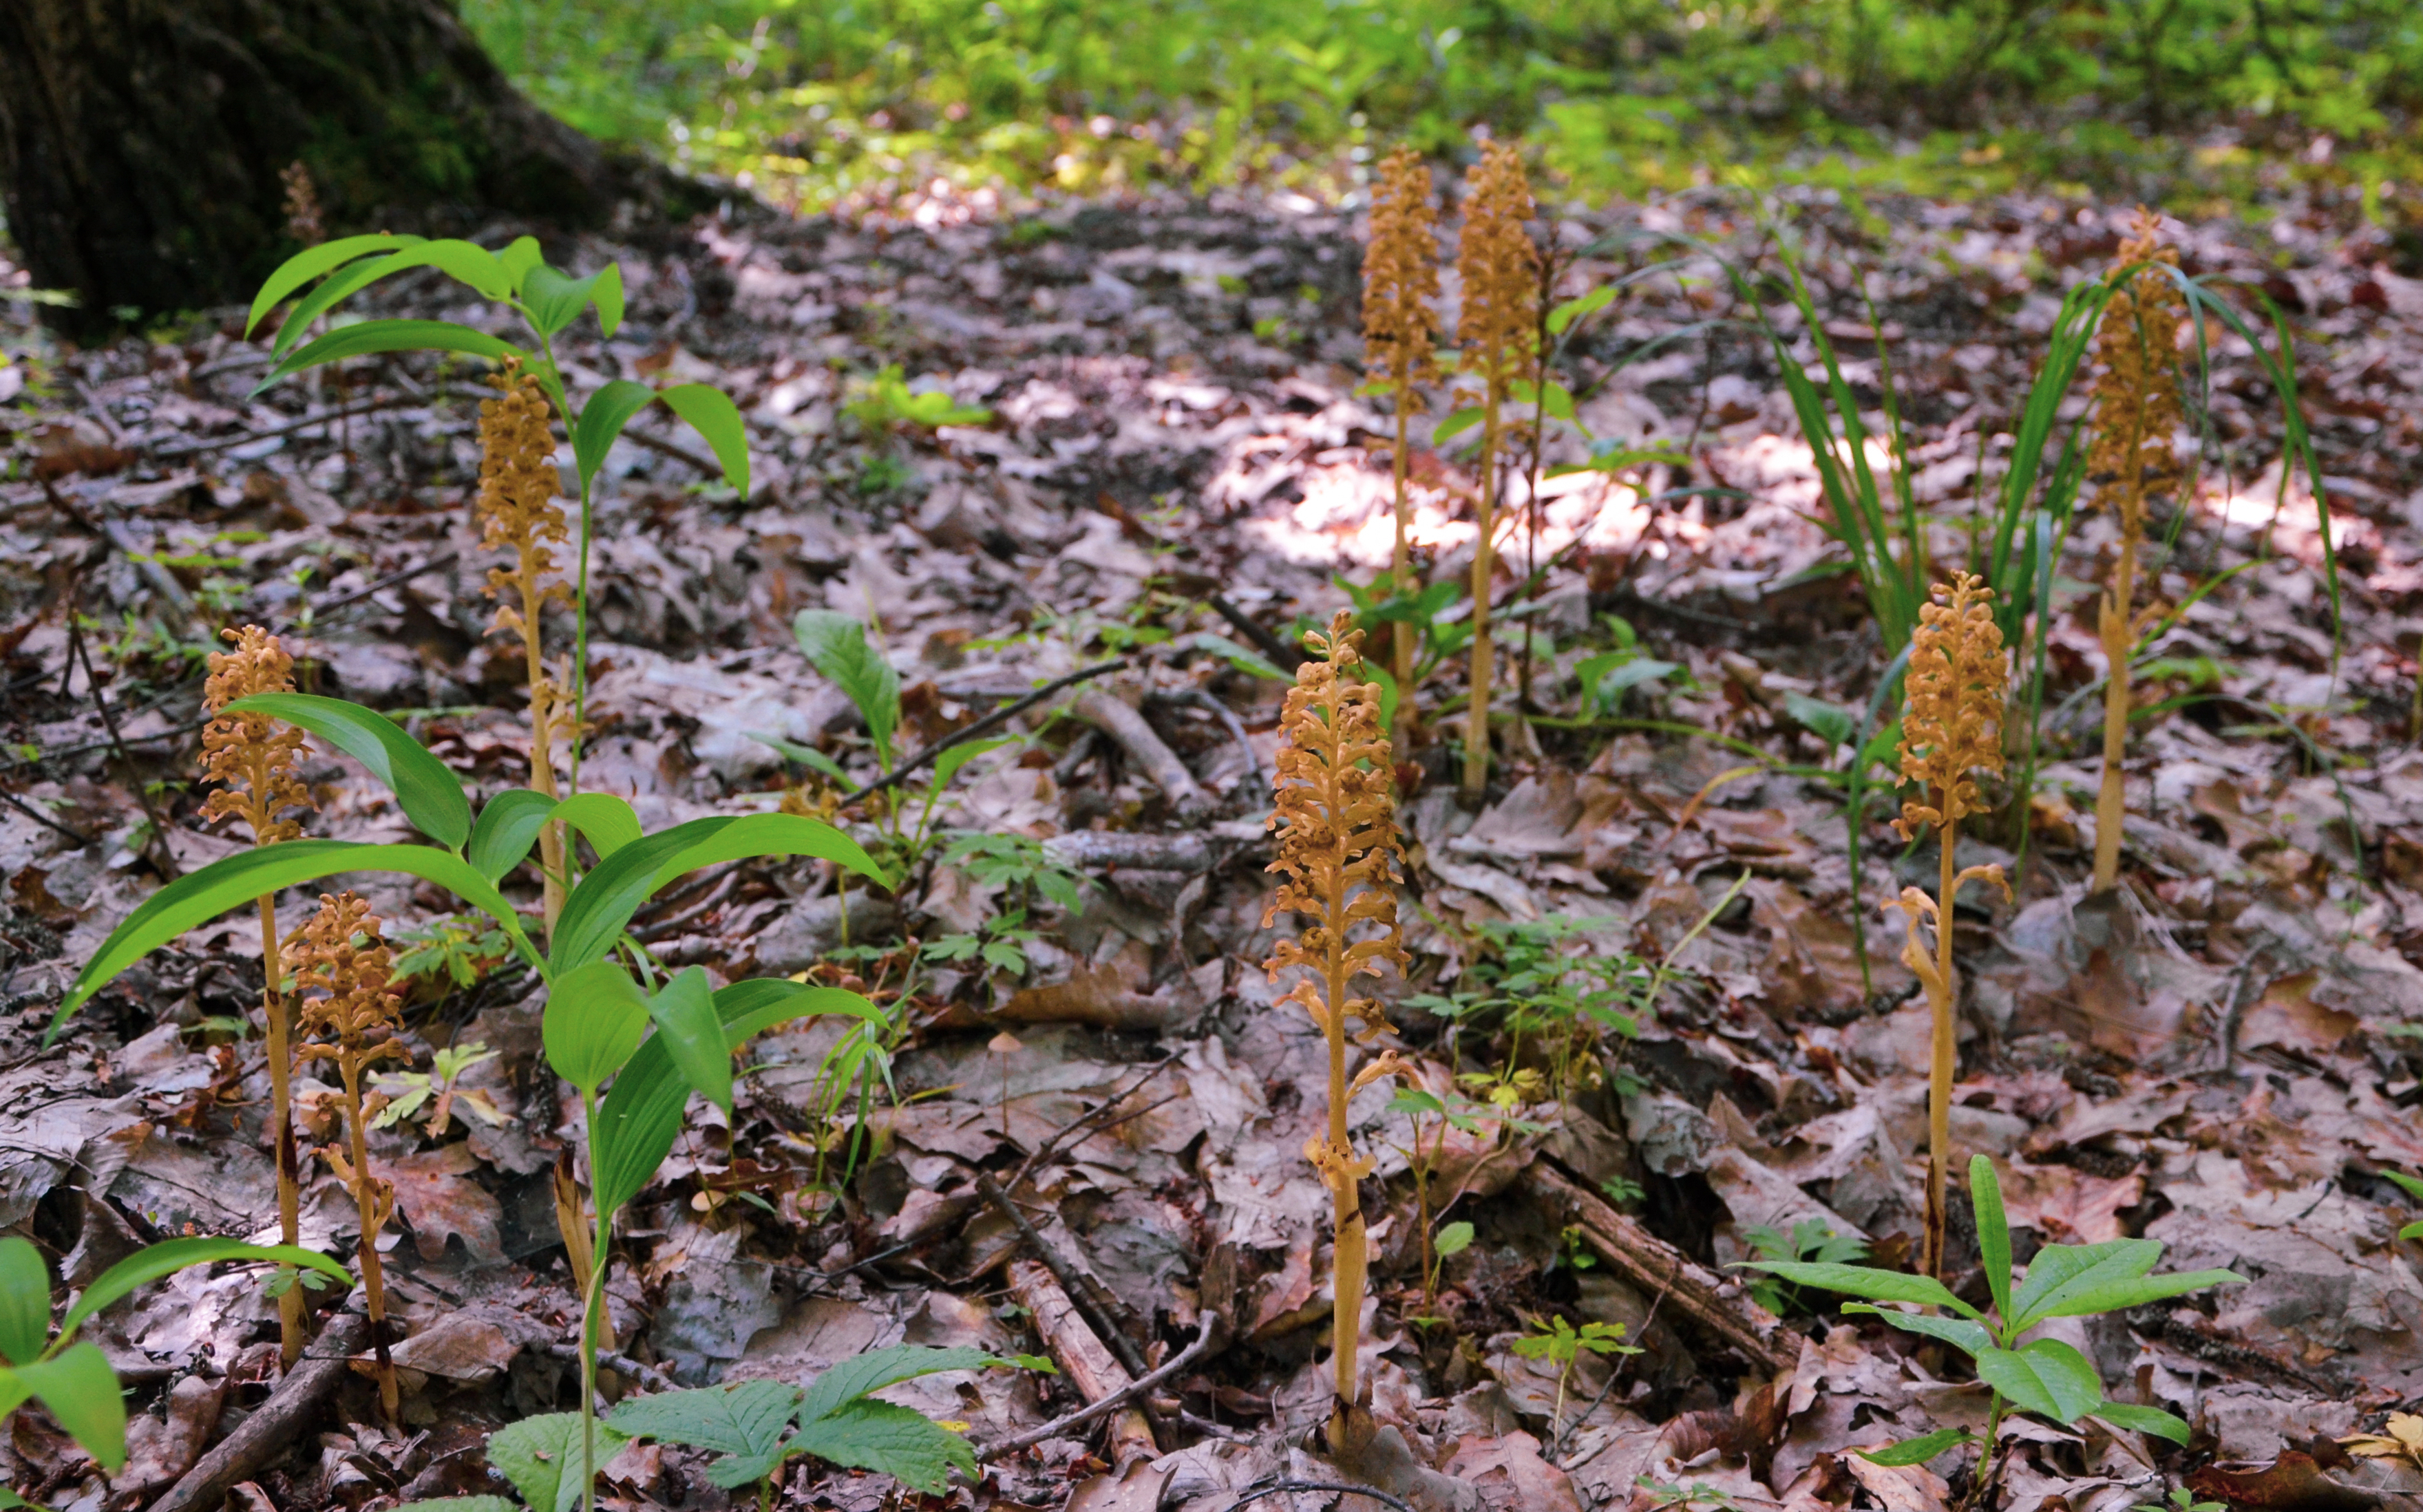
1841;1303;1992;1357
551;792;643;860
1433;1222;1474;1258
2022;1268;2242;1325
591;982;885;1218
792;612;899;767
1738;1262;1980;1319
552;814;889;975
469;789;558;882
798;1345;1002;1426
592;264;626;339
543;959;650;1096
489;1412;626;1512
498;236;544;292
2094;1403;2190;1445
2009;1239;2163;1329
571;379;659;495
608;1379;801;1457
222;694;470;850
931;738;1013;792
786;1398;971;1495
1971;1156;2013;1328
522;264;609;337
271;240;511;355
17;1345;126;1470
647;967;732;1114
246;234;423;334
1855;1428;1969;1466
659;383;751;496
0;1239;48;1367
257;320;519;392
59;1239;352;1345
51;841;541;1041
1974;1339;2103;1425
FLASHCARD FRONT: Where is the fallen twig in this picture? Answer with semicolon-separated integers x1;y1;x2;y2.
149;1307;368;1512
975;1314;1221;1462
843;659;1128;807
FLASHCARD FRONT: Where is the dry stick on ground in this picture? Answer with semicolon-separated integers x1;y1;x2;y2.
975;1316;1223;1462
1522;1164;1797;1374
1073;685;1215;820
2088;210;2186;895
1453;142;1541;807
198;626;315;1365
1886;573;2013;1282
1360;145;1441;707
1003;1259;1161;1466
146;1308;370;1512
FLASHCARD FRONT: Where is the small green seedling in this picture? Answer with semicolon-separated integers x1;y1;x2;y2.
1744;1156;2240;1483
1512;1315;1640;1440
605;1345;1046;1511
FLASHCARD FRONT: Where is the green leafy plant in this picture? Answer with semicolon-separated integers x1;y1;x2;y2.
1511;1315;1639;1440
0;1235;348;1474
1744;1155;2239;1487
604;1345;1044;1511
1740;1219;1867;1317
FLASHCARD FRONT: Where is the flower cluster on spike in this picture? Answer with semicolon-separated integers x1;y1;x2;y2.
200;626;312;845
1264;610;1408;1418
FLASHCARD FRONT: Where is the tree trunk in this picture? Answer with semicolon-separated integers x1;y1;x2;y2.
0;0;642;333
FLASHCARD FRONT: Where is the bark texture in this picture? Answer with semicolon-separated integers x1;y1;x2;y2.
0;0;637;332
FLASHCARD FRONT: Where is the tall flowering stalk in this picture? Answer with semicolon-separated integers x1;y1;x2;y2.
476;359;574;934
1888;574;2013;1281
1362;147;1441;702
1265;611;1408;1446
2086;210;2184;894
1454;142;1539;805
200;626;315;1365
288;892;408;1422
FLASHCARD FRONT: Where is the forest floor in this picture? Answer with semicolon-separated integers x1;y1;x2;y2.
3;173;2423;1512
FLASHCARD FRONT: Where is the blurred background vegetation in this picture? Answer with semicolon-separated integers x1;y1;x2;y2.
463;0;2423;211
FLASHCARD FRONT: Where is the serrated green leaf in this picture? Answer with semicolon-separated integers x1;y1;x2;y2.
58;1239;351;1345
1841;1303;1992;1357
607;1379;802;1457
659;383;750;497
0;1239;49;1367
1854;1428;1969;1466
17;1345;126;1470
787;1399;971;1495
469;789;558;882
647;967;732;1114
1738;1262;1980;1318
1975;1339;2103;1425
543;959;650;1096
50;841;540;1042
1971;1156;2013;1329
221;694;470;849
792;612;898;767
489;1412;627;1512
256;320;520;392
571;379;658;495
246;234;423;335
2093;1403;2190;1444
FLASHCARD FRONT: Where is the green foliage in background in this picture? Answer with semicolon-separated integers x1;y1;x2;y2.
462;0;2423;207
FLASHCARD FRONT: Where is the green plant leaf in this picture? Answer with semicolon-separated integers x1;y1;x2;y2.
551;792;644;860
787;1398;971;1495
1434;1221;1475;1259
0;1239;49;1367
17;1344;127;1471
551;815;889;975
608;1378;802;1457
469;789;558;882
50;841;541;1042
798;1345;1003;1426
1737;1262;1980;1319
543;959;650;1096
2009;1239;2163;1329
659;384;751;496
646;967;732;1114
256;320;520;392
489;1412;627;1512
1974;1339;2104;1425
571;379;659;496
792;612;899;767
1971;1155;2013;1330
246;235;423;335
1841;1303;1993;1357
2094;1403;2190;1445
591;982;886;1219
221;694;471;850
58;1239;353;1345
1855;1428;1969;1466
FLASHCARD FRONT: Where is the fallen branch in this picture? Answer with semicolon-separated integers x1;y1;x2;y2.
1521;1162;1797;1374
149;1308;368;1512
843;659;1128;808
977;1305;1220;1462
1073;687;1214;820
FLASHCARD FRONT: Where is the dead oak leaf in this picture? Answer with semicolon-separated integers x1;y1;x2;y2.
383;1142;505;1266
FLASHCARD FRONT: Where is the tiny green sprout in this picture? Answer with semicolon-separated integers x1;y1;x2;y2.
1513;1315;1642;1440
